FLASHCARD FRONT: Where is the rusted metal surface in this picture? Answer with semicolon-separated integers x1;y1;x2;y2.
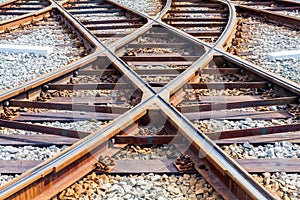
237;159;300;173
207;123;300;140
0;0;299;200
9;100;130;114
178;96;298;112
188;81;269;89
184;110;292;120
14;111;119;122
0;134;77;146
0;119;89;138
215;132;300;144
0;161;43;174
48;83;131;90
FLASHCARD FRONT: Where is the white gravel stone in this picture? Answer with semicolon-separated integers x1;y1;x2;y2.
137;125;167;136
222;142;300;159
112;0;163;16
0;44;54;55
0;19;86;91
0;15;18;22
233;17;300;84
0;145;67;160
0;174;19;186
253;172;300;199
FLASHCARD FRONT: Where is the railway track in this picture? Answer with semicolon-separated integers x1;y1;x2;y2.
0;0;50;22
227;0;300;85
163;0;230;43
232;0;300;19
0;0;299;199
63;0;148;44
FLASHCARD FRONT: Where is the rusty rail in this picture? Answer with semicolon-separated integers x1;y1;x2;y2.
1;0;300;199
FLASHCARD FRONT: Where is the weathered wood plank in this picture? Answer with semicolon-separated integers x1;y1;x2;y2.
236;159;300;173
10;100;129;114
207;124;300;140
179;97;298;112
50;97;126;104
0;160;42;174
215;132;300;144
0;119;88;138
184;110;292;120
0;160;179;174
0;134;78;146
14;111;119;122
185;95;261;103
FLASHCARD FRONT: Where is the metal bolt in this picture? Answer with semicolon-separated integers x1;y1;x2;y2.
42;85;49;92
3;101;9;107
73;70;78;77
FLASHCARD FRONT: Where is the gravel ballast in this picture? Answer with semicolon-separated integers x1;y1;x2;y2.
253;172;300;200
0;174;19;187
53;173;223;200
0;18;86;91
230;17;300;84
222;141;300;159
0;145;67;160
112;0;163;16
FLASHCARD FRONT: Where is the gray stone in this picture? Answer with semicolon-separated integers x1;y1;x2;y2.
243;142;251;149
107;184;124;194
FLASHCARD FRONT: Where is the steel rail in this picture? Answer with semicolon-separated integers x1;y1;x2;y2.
0;6;52;33
100;0;227;102
99;0;236;101
212;51;300;96
155;96;274;200
0;0;217;104
0;4;103;103
157;0;237;99
0;1;212;198
0;0;296;199
105;0;172;51
0;1;168;197
52;0;157;99
0;0;152;104
0;95;156;199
